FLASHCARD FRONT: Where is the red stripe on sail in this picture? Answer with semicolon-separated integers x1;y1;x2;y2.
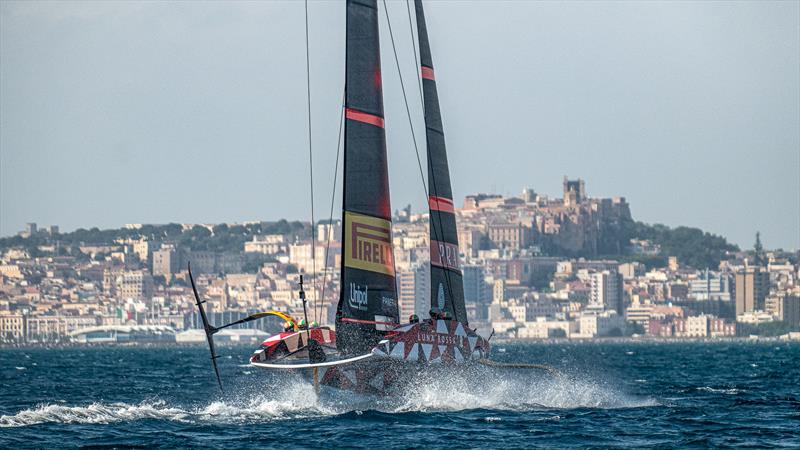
429;196;454;213
421;66;435;81
345;108;385;128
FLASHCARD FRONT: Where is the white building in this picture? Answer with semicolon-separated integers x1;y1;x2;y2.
397;264;429;320
289;242;340;273
684;315;710;337
316;221;342;243
244;235;287;255
688;271;731;301
625;295;654;325
590;270;624;314
518;317;576;339
575;311;625;338
116;271;154;300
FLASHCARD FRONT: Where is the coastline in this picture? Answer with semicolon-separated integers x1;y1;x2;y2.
2;335;798;350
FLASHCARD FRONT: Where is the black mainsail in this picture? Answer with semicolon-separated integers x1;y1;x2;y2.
335;0;399;355
415;0;467;325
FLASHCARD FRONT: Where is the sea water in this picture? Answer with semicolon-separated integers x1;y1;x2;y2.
1;342;798;448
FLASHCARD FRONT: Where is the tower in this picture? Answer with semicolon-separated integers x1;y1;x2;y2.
563;176;586;207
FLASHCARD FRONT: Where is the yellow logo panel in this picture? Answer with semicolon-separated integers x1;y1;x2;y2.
344;211;395;276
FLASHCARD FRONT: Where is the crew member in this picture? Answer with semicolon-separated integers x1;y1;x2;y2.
283;321;295;333
409;314;419;324
310;321;319;328
298;319;308;330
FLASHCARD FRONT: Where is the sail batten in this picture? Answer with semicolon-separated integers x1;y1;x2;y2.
336;0;399;355
415;0;468;325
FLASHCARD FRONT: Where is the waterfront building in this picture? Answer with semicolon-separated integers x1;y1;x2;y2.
735;267;769;317
684;315;710;338
575;311;624;338
25;315;99;343
710;317;736;337
736;310;775;325
782;294;800;328
0;314;25;342
518;317;575;339
625;296;654;325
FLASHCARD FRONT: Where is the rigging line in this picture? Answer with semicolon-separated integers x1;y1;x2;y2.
320;89;346;323
381;0;427;198
304;0;317;323
405;0;425;113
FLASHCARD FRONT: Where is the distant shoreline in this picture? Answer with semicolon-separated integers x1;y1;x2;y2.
492;336;798;345
1;335;797;350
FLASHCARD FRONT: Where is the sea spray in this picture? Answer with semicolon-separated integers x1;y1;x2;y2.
1;367;654;428
388;365;657;413
0;401;188;428
2;344;796;448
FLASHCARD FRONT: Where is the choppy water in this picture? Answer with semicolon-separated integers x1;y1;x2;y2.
1;342;798;448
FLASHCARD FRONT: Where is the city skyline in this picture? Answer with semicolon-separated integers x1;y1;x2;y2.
1;1;798;250
2;187;797;345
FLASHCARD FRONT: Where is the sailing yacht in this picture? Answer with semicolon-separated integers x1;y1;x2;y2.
192;0;491;395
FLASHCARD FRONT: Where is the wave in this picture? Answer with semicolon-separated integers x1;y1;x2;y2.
0;380;338;428
197;380;336;423
389;369;658;413
696;386;742;395
0;401;188;428
1;368;656;428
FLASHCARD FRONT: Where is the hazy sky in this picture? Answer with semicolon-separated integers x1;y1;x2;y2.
1;1;798;250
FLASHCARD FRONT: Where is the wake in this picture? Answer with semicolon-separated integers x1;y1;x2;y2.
389;368;658;413
0;370;657;428
0;401;189;428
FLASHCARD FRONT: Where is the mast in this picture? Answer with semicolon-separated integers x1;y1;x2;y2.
415;0;467;324
335;0;399;355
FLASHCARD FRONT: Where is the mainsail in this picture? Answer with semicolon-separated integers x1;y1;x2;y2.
415;0;468;324
336;0;399;354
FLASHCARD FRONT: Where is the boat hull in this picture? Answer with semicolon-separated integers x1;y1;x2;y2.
324;319;491;394
250;320;491;395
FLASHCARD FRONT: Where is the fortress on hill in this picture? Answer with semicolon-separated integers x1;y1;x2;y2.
457;177;632;257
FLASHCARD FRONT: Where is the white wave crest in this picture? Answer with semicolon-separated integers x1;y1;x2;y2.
390;368;658;413
0;401;188;428
696;386;742;395
197;381;337;423
0;382;338;428
1;367;656;427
